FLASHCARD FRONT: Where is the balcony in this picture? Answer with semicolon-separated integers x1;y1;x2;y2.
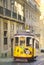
13;12;17;19
0;6;25;23
5;8;11;17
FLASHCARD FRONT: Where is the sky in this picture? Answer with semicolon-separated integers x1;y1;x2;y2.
40;0;44;18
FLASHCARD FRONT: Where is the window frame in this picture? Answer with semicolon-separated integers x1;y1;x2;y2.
4;38;7;45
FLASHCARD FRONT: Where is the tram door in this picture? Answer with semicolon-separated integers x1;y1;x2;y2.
11;39;13;57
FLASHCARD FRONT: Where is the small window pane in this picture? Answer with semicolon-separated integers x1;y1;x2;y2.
26;37;31;46
15;37;18;46
5;53;7;57
4;38;7;45
20;37;25;46
4;22;8;30
36;41;39;49
4;31;7;36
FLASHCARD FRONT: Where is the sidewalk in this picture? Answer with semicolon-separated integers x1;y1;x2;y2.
0;58;14;62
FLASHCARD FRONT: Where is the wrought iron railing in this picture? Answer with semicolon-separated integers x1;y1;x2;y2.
13;12;17;19
5;8;11;17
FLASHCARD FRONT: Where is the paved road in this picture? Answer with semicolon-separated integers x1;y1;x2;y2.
0;54;44;65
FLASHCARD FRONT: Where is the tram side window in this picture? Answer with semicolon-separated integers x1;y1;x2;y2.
36;41;39;49
26;37;31;46
15;37;18;46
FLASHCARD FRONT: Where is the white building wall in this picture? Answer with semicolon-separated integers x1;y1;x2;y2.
40;19;44;50
25;1;40;34
7;20;11;57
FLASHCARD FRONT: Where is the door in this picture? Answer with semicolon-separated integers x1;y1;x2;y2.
11;38;13;57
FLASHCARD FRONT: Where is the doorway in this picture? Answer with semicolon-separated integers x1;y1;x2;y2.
11;38;13;57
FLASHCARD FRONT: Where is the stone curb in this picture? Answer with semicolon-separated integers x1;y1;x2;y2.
0;58;14;62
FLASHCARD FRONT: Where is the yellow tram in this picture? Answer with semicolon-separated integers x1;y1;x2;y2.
13;30;39;61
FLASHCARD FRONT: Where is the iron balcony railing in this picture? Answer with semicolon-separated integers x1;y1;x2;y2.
0;6;25;22
13;12;17;19
5;8;11;17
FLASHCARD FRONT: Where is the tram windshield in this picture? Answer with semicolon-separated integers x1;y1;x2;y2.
20;37;25;46
26;37;32;46
15;36;33;47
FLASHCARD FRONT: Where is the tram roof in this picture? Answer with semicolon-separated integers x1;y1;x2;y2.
14;32;35;37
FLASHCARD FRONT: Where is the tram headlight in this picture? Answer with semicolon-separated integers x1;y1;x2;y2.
24;48;31;54
26;50;30;54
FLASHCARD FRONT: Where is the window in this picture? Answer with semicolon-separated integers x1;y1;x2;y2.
11;24;14;30
15;1;24;16
4;38;7;45
4;31;7;36
36;42;39;49
20;37;25;46
26;37;31;46
4;22;8;30
15;37;19;46
3;0;8;8
5;53;7;57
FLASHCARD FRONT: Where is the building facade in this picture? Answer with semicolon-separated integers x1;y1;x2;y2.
0;0;25;57
40;17;44;50
25;0;41;40
0;0;41;57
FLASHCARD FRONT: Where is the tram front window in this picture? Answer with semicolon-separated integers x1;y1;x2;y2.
20;37;25;46
26;37;32;46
